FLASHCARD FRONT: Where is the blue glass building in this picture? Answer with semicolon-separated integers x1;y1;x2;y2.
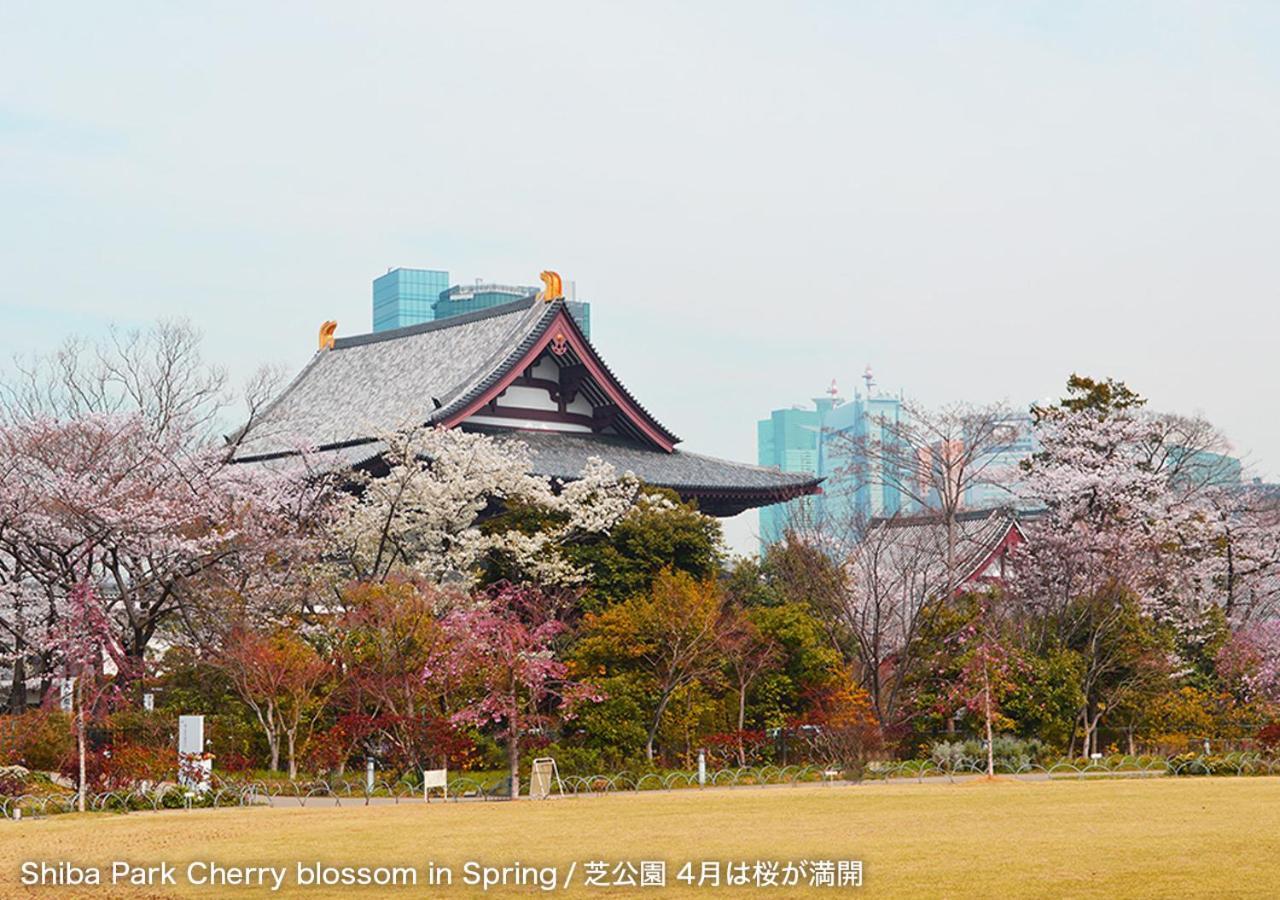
436;283;592;336
757;383;908;548
372;267;591;336
757;381;1040;551
372;268;451;331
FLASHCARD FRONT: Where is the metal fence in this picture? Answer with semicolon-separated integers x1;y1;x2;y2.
5;754;1280;821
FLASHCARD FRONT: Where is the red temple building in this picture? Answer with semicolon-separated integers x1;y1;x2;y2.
231;295;821;516
866;508;1028;596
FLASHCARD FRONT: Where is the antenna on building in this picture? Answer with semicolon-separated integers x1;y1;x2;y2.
826;378;841;404
862;364;876;396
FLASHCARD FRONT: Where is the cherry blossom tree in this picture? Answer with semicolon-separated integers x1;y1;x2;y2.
0;318;281;447
942;596;1018;777
443;583;596;799
44;582;136;811
1217;621;1280;706
326;426;655;588
1016;377;1241;628
0;411;319;672
1012;376;1231;753
0;318;305;700
827;399;1023;588
772;512;961;732
1206;486;1280;625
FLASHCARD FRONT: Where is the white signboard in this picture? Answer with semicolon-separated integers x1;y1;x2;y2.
178;716;210;792
59;677;76;713
530;758;561;801
423;768;448;802
179;715;205;755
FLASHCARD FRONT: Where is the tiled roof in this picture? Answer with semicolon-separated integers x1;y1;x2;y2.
231;299;569;458
479;428;821;494
867;508;1025;593
227;298;820;513
237;428;820;499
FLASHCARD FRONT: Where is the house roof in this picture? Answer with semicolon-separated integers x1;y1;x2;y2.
230;298;678;460
866;508;1027;594
239;427;822;517
228;297;821;516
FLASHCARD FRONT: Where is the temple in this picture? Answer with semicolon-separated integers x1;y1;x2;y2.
865;508;1028;596
230;295;821;516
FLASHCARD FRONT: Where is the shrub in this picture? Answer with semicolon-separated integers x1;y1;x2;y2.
930;741;967;771
104;744;173;787
0;710;74;770
928;736;1047;771
58;747;111;792
789;680;882;767
526;744;629;777
0;764;30;796
1257;723;1280;752
702;731;769;767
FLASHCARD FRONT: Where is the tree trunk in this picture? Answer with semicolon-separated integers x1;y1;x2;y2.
76;676;86;813
286;729;297;781
6;655;26;713
508;697;520;801
646;691;674;762
737;683;748;767
946;510;958;594
982;653;995;778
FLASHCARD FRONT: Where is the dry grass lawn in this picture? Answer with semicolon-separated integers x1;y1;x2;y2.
2;777;1278;897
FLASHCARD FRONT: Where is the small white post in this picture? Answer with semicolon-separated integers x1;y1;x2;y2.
697;749;706;786
366;757;375;796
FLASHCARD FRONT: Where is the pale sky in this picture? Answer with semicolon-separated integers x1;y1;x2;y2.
3;2;1278;554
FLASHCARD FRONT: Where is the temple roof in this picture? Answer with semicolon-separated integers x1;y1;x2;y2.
230;297;820;516
232;298;676;459
866;508;1027;593
240;428;822;517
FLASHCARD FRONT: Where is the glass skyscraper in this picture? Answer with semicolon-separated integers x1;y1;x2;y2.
435;283;592;336
757;386;908;549
758;385;1041;552
372;268;450;331
372;267;591;336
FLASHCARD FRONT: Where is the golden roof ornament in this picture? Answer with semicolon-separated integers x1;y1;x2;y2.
318;320;337;351
537;270;564;303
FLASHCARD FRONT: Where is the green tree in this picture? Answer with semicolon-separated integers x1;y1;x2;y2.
744;602;844;730
575;569;723;761
482;489;723;611
1002;648;1086;752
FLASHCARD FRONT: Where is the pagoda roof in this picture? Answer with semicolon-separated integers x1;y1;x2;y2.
229;297;820;516
231;298;676;458
240;428;821;517
866;508;1027;594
